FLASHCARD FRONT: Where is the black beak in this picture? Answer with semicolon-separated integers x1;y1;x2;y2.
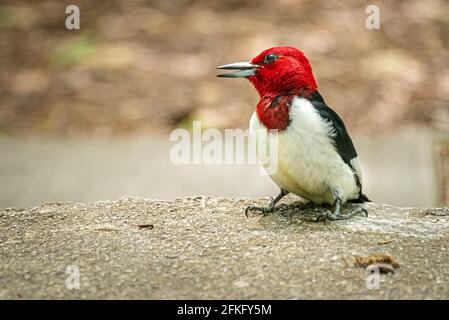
216;62;258;78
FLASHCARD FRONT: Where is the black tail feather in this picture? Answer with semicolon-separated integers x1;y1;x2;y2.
349;193;371;203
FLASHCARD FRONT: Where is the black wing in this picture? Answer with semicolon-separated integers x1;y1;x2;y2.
307;91;371;203
306;91;370;202
307;91;358;167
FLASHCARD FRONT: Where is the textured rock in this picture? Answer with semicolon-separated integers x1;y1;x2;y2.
1;196;448;299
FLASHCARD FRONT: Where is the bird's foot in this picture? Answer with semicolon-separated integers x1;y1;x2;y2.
245;205;274;217
245;197;276;217
316;207;368;224
350;207;369;219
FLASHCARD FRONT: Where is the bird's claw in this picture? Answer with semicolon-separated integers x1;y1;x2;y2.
315;207;368;224
315;210;332;224
350;207;368;219
245;205;274;218
360;208;368;219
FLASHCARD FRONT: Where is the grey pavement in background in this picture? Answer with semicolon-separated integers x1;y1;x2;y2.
0;128;441;208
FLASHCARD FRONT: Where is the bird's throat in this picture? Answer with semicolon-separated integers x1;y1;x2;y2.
256;95;293;131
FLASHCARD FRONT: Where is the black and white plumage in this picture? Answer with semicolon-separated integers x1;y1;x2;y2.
306;91;369;203
217;46;370;221
249;91;369;219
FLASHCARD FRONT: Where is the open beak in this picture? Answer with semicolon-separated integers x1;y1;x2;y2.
216;61;258;78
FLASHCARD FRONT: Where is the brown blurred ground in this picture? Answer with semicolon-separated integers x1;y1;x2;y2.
0;0;448;137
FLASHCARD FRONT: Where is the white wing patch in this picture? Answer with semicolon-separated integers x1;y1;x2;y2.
350;157;363;186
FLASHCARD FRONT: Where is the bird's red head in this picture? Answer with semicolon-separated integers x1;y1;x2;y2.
249;47;318;97
218;46;318;98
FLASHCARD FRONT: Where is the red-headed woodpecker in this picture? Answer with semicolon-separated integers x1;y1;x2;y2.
217;46;370;221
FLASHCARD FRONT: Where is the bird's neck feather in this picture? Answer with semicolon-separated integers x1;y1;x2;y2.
256;95;292;131
256;90;315;131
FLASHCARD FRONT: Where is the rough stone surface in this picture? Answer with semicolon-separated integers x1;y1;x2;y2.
1;196;448;299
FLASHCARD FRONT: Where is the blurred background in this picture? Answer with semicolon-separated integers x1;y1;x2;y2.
0;0;448;208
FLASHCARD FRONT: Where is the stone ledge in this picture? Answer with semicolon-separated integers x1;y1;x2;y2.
0;197;448;299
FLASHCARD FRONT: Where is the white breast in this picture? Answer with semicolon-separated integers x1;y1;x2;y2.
250;97;360;205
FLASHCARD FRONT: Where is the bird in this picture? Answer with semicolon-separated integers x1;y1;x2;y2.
217;46;370;221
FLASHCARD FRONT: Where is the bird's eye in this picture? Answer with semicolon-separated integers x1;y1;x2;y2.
264;53;279;64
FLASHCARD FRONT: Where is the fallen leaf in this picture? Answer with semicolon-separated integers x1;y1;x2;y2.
354;253;400;270
137;224;154;229
377;239;395;245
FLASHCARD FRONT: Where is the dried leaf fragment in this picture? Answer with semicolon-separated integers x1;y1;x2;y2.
137;224;154;229
354;253;400;269
377;239;394;245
